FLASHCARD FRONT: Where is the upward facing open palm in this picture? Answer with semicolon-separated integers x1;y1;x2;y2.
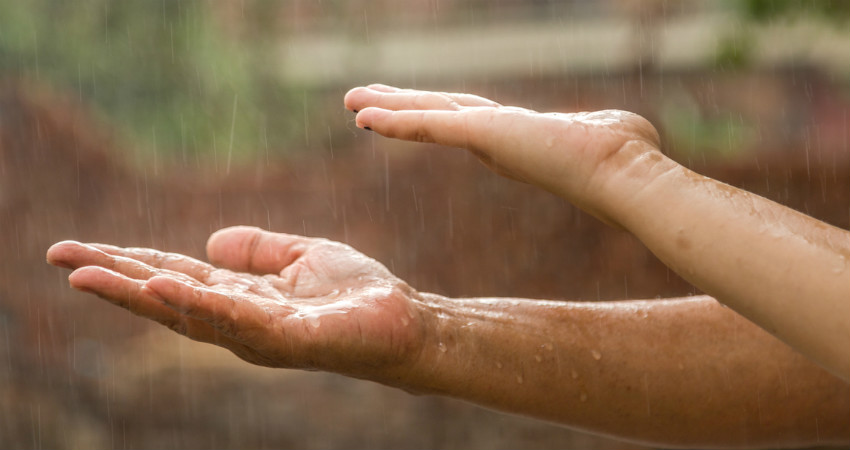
47;227;426;379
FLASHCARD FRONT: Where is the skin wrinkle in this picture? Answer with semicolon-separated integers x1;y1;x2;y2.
457;109;501;174
244;227;265;273
414;110;432;143
608;145;677;201
483;109;535;183
458;109;473;153
280;255;308;292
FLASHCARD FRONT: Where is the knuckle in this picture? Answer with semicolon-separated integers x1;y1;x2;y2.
413;130;432;143
412;93;436;109
166;319;189;336
244;229;264;272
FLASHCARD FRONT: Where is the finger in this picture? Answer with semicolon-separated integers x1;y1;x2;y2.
206;226;314;275
69;266;189;330
89;243;214;282
346;87;461;113
47;240;95;269
145;276;275;341
69;266;238;345
345;86;500;113
49;241;159;278
382;85;503;108
355;106;537;152
49;241;208;287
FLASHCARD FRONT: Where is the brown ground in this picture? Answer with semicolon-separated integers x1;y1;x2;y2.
0;76;847;449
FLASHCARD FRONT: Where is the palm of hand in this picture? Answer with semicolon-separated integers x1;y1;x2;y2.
47;227;425;378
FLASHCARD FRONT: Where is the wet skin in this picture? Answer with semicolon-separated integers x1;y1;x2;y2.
346;84;850;381
345;84;663;227
46;228;850;448
47;229;427;383
47;85;850;447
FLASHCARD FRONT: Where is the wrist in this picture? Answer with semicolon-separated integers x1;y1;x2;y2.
385;291;457;395
582;140;681;230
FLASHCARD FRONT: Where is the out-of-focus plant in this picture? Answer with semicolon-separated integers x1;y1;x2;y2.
741;0;850;24
0;1;304;164
716;0;849;71
660;93;756;163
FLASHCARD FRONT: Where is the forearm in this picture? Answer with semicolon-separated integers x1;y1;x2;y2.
403;295;848;448
605;149;850;380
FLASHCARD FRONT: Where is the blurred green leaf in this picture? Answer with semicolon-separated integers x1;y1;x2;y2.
0;0;304;164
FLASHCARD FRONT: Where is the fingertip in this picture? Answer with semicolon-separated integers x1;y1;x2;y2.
206;226;265;264
67;270;93;293
344;86;370;111
209;225;266;242
46;240;83;264
345;85;401;112
47;240;81;253
67;265;113;292
355;107;391;130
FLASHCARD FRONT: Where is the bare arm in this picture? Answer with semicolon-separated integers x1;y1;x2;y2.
46;229;849;448
409;295;848;448
345;84;850;380
616;157;850;381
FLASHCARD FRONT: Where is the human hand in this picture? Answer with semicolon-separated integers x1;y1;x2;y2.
345;84;667;226
46;227;427;382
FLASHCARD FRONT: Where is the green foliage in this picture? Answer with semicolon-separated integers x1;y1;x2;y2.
714;31;755;71
716;0;850;72
660;95;755;161
742;0;850;23
0;0;304;163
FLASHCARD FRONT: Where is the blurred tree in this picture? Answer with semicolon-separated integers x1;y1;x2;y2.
742;0;850;23
0;0;304;164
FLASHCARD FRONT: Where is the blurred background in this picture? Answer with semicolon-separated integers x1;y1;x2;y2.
0;0;848;448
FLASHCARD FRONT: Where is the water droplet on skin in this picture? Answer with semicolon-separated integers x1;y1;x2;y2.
579;392;588;402
591;350;602;360
307;316;321;329
534;354;543;363
438;342;447;353
495;361;503;369
833;255;847;274
516;375;524;384
571;369;579;379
